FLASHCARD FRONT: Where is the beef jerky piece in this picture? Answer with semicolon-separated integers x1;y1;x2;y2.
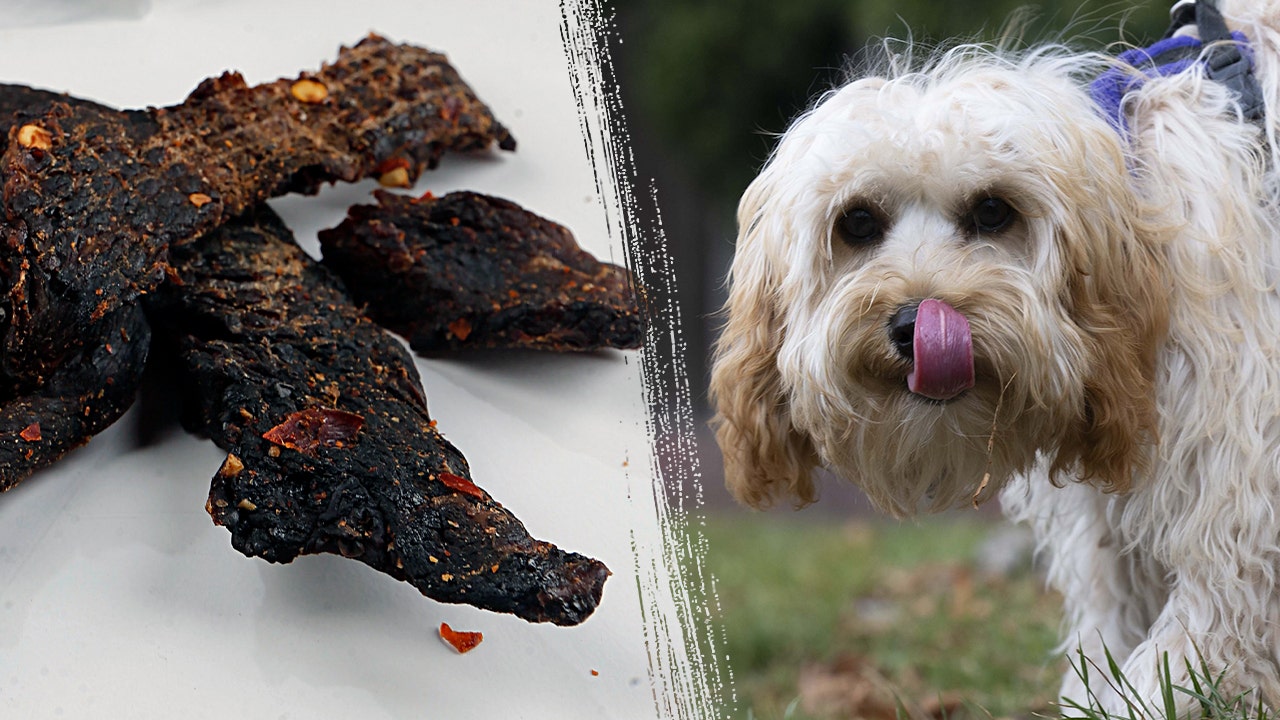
0;84;107;123
318;190;642;352
0;87;150;491
0;303;148;490
146;205;608;626
0;84;68;118
0;35;515;388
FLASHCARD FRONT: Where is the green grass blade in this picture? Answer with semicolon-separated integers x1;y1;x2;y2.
1159;653;1178;720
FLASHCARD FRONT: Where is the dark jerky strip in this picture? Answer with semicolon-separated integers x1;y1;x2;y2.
0;83;108;122
146;205;608;626
318;190;642;352
0;35;515;388
0;304;148;490
0;86;154;489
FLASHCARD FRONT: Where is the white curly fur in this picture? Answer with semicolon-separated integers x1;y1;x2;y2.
710;0;1280;711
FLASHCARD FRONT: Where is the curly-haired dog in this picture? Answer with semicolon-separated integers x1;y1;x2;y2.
710;0;1280;710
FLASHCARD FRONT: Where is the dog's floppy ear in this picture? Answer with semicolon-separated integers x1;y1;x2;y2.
1050;124;1168;494
710;168;820;509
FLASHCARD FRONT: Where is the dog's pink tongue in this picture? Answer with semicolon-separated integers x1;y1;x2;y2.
907;299;974;401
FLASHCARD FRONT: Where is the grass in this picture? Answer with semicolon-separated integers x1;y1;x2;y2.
700;513;1064;719
699;513;1274;720
1060;648;1271;720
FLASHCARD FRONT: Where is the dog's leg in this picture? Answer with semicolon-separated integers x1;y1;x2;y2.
1002;478;1167;710
1055;545;1171;713
1105;569;1280;714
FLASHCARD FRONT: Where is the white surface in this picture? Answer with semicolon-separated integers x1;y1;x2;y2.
0;2;678;718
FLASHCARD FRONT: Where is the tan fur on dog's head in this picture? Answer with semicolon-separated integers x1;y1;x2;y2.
710;47;1169;516
709;176;822;509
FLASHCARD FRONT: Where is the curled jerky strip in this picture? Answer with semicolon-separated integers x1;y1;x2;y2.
147;206;608;626
0;35;514;388
0;36;513;490
318;190;641;352
0;86;153;489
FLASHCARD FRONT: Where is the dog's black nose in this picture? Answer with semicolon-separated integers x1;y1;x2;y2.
887;303;918;360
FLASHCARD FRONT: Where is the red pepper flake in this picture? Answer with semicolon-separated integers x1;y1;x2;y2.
188;192;213;208
289;78;329;104
439;95;463;123
374;158;412;189
591;669;599;677
19;422;41;442
374;157;409;175
378;167;410;188
439;471;485;500
16;124;51;151
439;622;483;654
417;190;437;202
162;265;184;287
218;453;244;478
447;317;472;341
262;407;364;455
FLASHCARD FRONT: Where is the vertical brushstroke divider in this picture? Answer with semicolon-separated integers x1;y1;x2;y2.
559;1;733;719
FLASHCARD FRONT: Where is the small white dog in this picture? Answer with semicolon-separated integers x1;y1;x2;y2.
709;0;1280;711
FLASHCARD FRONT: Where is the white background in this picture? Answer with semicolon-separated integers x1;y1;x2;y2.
0;1;682;718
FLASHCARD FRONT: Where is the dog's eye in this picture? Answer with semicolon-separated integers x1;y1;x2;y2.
971;197;1016;234
836;207;883;246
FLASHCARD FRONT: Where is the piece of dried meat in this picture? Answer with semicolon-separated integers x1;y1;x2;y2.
0;85;151;490
0;83;108;122
0;303;148;490
0;38;516;489
317;190;642;352
0;35;515;389
146;205;608;626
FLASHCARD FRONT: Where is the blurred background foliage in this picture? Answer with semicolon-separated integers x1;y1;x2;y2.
617;0;1169;210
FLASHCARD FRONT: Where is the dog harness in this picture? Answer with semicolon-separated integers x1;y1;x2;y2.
1089;0;1264;131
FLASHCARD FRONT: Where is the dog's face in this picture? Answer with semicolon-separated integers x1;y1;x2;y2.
710;54;1169;516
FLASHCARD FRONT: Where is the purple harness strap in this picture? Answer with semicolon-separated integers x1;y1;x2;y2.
1090;31;1255;132
1090;0;1262;132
